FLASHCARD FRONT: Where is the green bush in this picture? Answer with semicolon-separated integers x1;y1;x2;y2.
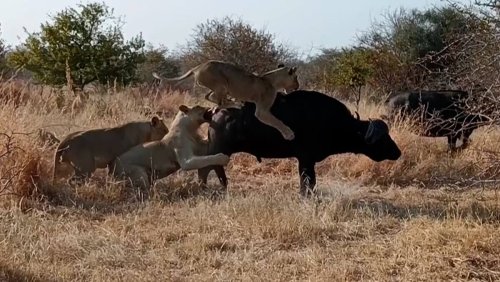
7;2;145;90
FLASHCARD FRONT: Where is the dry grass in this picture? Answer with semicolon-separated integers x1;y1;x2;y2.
1;81;499;281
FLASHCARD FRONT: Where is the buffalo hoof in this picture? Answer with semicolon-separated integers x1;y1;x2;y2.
300;187;316;198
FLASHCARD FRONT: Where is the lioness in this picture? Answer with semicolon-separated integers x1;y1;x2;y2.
153;60;299;141
53;117;169;184
111;105;230;192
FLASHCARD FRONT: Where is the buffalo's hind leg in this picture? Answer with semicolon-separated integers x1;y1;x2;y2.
460;129;474;150
298;159;317;197
447;135;460;153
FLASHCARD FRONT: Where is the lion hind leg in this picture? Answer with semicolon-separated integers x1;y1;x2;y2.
204;86;237;107
121;165;151;192
205;90;225;105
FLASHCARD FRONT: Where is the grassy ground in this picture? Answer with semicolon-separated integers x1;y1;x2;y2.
0;85;499;281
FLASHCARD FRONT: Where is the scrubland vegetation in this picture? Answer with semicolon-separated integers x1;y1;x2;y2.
0;1;499;281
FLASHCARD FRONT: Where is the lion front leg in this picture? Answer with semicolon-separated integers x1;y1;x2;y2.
255;101;295;141
175;148;230;171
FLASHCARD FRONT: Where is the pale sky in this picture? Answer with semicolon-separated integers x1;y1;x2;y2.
0;0;471;57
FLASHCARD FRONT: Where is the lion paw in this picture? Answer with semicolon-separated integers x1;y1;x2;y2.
216;153;231;165
282;128;295;141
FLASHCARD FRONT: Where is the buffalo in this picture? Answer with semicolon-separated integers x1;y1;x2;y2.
385;90;491;151
198;90;402;196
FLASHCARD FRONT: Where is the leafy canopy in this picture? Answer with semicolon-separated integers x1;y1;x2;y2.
8;2;145;89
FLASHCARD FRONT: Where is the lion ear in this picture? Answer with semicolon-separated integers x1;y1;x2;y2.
179;105;190;113
289;66;297;75
151;116;160;126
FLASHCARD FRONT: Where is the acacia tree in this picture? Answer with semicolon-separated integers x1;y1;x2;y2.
8;2;145;90
181;16;295;74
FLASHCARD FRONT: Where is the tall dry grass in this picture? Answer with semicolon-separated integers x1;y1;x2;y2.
0;80;499;281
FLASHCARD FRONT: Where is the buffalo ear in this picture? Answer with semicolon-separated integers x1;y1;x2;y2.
179;105;190;113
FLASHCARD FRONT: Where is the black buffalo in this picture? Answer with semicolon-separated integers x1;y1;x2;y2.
198;90;402;196
385;90;491;151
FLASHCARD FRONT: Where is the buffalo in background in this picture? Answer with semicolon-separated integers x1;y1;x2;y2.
198;90;401;196
384;90;492;151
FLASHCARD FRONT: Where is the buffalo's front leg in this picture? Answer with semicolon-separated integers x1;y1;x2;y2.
298;159;316;197
197;165;228;189
460;129;474;150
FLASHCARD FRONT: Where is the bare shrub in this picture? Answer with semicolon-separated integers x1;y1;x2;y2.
0;132;48;210
178;16;296;94
443;2;500;121
182;16;295;73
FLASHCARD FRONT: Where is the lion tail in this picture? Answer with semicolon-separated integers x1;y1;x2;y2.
152;65;199;86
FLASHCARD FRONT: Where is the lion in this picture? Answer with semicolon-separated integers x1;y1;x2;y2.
53;116;169;184
153;60;299;141
111;104;230;192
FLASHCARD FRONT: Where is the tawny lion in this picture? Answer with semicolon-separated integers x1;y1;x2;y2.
153;60;299;140
53;117;169;184
111;105;230;192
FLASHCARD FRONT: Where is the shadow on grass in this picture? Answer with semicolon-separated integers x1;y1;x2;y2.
18;173;227;216
348;197;500;223
0;262;54;282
